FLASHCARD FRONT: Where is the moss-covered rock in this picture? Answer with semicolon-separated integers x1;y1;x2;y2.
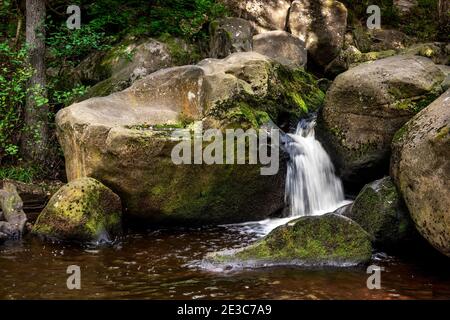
207;213;372;267
69;36;199;100
343;177;417;248
391;89;450;257
32;178;122;242
317;55;444;186
56;52;324;225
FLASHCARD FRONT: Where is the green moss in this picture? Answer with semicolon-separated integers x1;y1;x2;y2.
208;66;325;128
33;178;122;242
435;126;449;140
347;177;415;247
158;33;201;65
210;214;372;266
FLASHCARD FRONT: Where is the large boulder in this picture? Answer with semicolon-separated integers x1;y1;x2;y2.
32;178;122;242
391;89;450;257
206;213;372;267
209;17;254;59
288;0;348;67
253;31;307;69
221;0;291;33
56;52;325;225
317;55;445;185
343;177;417;248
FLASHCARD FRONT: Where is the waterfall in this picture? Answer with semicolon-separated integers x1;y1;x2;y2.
284;116;345;217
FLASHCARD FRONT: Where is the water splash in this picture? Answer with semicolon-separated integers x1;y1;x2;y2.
284;117;345;216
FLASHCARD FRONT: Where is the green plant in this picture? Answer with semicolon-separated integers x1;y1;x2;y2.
149;0;228;39
51;84;90;107
0;165;39;183
0;42;32;162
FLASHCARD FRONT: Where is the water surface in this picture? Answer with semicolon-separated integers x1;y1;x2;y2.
1;223;449;300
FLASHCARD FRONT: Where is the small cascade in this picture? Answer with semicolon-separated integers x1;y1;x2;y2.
284;116;345;216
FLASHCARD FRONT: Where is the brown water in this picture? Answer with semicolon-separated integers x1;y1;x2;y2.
1;224;450;300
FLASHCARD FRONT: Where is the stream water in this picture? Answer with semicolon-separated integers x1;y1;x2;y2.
1;226;450;299
1;118;450;299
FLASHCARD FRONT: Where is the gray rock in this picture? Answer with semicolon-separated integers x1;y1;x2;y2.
0;182;27;239
221;0;291;33
253;31;307;68
209;17;253;58
288;0;348;67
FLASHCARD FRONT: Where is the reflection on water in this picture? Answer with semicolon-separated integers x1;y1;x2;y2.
0;224;449;300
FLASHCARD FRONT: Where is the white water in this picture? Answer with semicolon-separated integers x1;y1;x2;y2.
284;117;345;216
222;117;349;237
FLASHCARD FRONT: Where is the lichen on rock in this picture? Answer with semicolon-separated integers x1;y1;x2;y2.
32;177;122;243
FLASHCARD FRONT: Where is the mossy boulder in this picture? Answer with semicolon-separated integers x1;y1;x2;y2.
207;213;372;267
32;178;122;242
56;52;324;225
391;89;450;257
69;36;198;100
317;55;445;185
343;177;417;248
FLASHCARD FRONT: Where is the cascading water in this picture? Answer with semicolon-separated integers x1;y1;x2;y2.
222;115;348;237
284;116;345;217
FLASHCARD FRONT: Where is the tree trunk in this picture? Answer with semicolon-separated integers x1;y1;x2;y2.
438;0;449;25
22;0;48;163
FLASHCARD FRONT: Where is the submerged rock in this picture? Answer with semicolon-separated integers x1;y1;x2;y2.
56;52;325;224
209;17;254;59
317;55;445;185
343;177;417;248
32;178;122;242
391;89;450;257
288;0;348;67
207;214;372;268
253;31;307;69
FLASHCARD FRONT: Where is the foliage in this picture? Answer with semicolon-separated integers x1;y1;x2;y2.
0;43;32;162
0;165;39;183
149;0;228;39
343;0;444;41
